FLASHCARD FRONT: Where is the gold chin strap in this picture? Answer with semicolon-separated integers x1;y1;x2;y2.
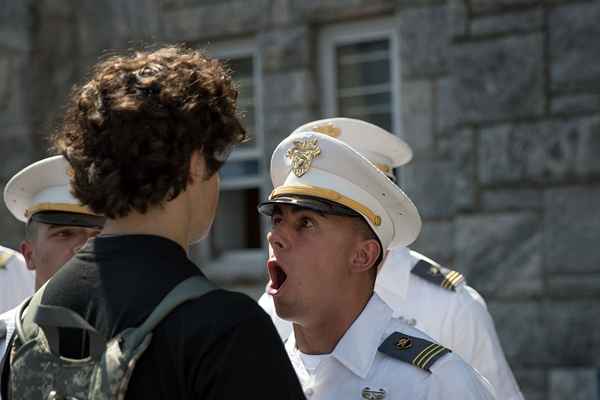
269;185;382;226
25;203;96;219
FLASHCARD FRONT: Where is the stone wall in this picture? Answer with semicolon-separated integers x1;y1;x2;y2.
0;0;599;398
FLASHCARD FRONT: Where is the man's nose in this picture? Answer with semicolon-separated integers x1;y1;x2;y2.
267;227;289;252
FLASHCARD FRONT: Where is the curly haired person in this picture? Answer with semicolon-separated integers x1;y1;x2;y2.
1;46;305;400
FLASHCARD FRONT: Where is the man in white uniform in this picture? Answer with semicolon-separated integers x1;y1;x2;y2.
0;246;33;314
257;129;495;399
0;155;104;367
259;118;524;400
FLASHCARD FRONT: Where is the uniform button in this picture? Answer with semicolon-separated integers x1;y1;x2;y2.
305;388;314;397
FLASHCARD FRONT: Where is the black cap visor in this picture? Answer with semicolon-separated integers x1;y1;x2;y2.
30;211;105;229
258;195;361;218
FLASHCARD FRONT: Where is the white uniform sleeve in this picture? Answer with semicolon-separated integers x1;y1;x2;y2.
447;287;524;400
425;353;497;400
0;252;34;314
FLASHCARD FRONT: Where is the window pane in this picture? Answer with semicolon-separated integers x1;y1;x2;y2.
209;188;262;257
335;38;393;132
337;58;390;89
220;159;259;180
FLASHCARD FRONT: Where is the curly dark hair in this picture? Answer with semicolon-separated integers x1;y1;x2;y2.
53;45;246;219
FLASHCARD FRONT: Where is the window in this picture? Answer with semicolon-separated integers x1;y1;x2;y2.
191;40;268;281
320;18;402;137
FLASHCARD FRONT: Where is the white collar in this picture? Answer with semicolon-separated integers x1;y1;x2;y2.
287;293;393;379
375;246;417;301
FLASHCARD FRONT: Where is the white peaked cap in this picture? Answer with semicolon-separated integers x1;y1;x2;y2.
266;132;421;249
292;117;413;178
4;155;97;223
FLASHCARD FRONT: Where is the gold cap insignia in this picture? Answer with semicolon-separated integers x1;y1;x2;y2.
312;122;341;138
395;337;412;350
286;137;321;177
362;387;387;400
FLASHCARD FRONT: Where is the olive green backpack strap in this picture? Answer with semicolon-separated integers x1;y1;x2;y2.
123;275;217;350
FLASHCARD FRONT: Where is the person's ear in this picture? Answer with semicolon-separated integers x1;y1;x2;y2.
19;240;36;271
349;239;381;273
188;150;207;183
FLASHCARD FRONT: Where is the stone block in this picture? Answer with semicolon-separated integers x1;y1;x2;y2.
552;93;600;115
400;79;434;152
546;273;600;299
543;301;600;366
449;128;476;210
399;5;449;79
292;0;396;23
543;186;600;275
259;26;310;72
469;0;542;14
0;57;11;110
162;0;270;41
0;127;35;182
403;159;456;219
481;189;542;212
263;70;316;110
471;9;543;36
487;301;548;367
0;56;30;128
76;0;161;56
448;0;469;38
549;368;600;400
409;220;453;265
512;369;547;400
479;117;600;185
0;0;31;51
550;2;600;92
454;212;543;300
446;34;544;127
436;77;459;132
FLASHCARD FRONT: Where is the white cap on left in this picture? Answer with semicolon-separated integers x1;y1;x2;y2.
4;155;97;223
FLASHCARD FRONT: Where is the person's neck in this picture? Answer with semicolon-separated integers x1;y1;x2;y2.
101;196;191;251
293;287;374;355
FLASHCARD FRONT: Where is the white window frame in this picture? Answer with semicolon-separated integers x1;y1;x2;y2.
209;39;266;190
319;17;403;138
193;39;269;283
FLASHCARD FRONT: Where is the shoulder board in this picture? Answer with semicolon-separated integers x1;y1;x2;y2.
0;249;16;270
378;332;451;372
410;259;464;291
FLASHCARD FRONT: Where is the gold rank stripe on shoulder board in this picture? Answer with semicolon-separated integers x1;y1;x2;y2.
378;332;451;373
410;259;465;291
0;250;15;269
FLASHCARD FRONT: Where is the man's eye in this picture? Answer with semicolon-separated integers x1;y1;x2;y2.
300;217;314;229
55;230;73;238
271;215;282;225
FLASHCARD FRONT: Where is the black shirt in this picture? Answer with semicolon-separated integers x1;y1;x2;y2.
37;235;304;399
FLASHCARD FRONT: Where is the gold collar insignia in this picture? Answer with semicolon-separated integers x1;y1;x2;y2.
286;137;321;177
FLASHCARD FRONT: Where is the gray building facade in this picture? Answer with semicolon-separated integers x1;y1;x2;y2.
1;0;599;398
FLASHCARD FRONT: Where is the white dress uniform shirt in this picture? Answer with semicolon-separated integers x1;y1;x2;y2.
259;247;523;400
0;246;33;314
284;293;496;400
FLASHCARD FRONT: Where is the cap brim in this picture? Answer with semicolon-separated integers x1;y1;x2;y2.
30;211;105;228
258;195;360;218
